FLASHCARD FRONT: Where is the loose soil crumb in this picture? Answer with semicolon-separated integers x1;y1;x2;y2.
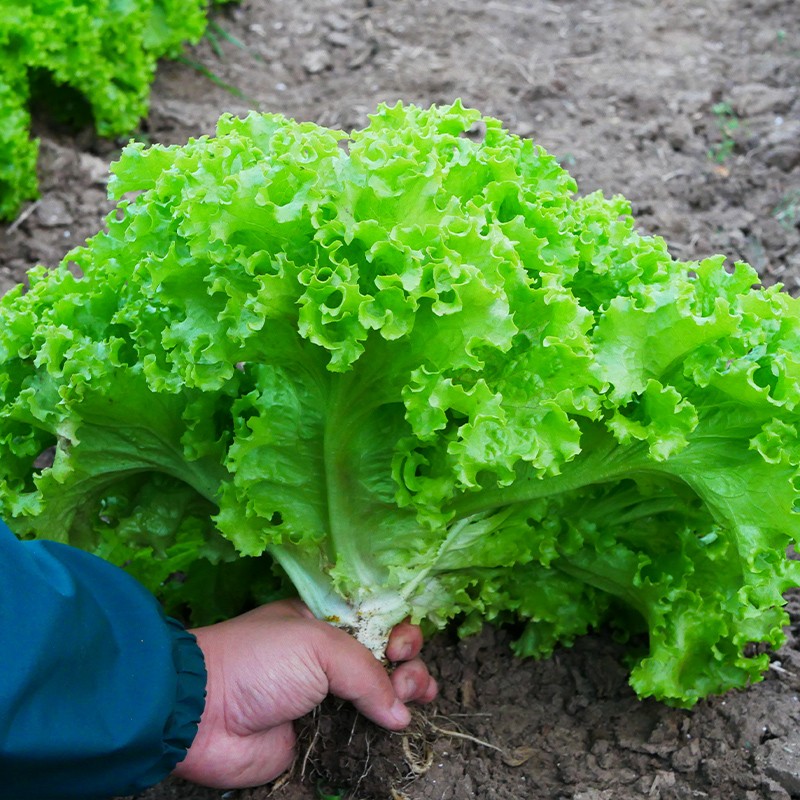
3;0;798;798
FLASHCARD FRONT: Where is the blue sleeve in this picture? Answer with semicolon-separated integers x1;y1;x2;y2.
0;521;206;800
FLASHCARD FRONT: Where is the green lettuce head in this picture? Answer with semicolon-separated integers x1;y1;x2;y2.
2;101;800;706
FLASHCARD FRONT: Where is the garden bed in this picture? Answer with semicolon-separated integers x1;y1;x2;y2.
2;1;799;797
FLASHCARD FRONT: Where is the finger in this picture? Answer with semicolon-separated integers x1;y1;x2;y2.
386;621;424;662
313;625;412;730
422;674;438;703
391;658;438;703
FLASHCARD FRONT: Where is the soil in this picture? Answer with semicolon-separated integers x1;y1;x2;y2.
2;0;799;798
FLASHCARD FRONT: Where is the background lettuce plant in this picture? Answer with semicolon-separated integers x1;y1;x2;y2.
0;0;220;221
2;102;800;707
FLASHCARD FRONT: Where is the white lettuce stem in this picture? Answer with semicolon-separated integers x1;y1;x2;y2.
268;544;408;659
269;510;523;660
347;591;414;660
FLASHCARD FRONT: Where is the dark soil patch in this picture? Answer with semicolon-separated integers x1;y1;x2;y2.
128;607;800;800
3;0;799;798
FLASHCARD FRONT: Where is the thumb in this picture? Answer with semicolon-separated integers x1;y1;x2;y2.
313;625;411;730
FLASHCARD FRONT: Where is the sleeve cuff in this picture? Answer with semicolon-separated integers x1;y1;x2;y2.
159;618;207;774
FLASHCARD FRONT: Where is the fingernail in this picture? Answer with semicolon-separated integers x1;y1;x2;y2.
399;675;417;701
390;699;411;727
393;639;413;661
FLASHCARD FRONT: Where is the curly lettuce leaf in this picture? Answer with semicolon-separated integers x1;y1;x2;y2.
0;0;212;219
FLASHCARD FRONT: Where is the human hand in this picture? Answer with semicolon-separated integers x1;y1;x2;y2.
171;599;438;789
